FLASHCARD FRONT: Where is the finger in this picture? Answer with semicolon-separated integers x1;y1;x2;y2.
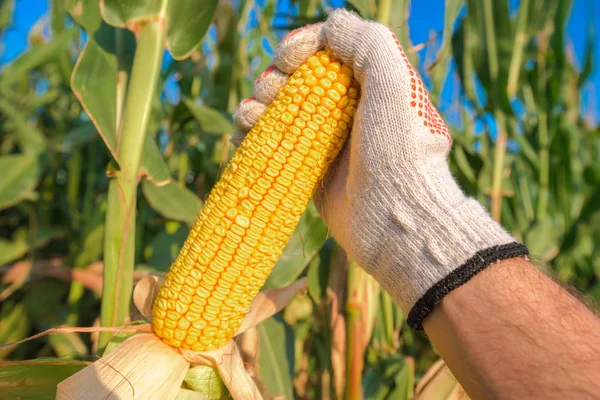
274;23;325;74
253;64;289;104
229;130;247;147
233;97;267;131
324;9;405;83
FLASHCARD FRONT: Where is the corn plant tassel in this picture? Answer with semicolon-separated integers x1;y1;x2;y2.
152;49;358;351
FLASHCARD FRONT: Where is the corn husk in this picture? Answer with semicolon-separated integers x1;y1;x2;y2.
184;365;228;399
56;333;188;400
56;276;308;400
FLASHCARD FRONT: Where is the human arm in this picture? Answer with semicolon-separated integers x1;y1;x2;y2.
425;256;600;399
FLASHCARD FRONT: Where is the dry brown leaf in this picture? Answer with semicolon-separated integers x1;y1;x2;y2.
133;274;164;320
91;317;101;355
0;325;152;351
235;277;307;336
330;304;346;400
327;247;349;400
0;259;152;296
237;327;261;384
351;266;380;350
414;359;470;400
0;260;32;301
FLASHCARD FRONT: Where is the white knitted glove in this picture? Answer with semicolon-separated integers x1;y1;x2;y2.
233;10;528;329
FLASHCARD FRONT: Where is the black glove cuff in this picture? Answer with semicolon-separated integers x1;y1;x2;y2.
407;242;529;330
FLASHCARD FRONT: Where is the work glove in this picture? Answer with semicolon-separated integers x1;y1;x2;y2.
233;9;528;329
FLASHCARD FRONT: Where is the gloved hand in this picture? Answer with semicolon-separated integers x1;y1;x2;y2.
233;10;528;329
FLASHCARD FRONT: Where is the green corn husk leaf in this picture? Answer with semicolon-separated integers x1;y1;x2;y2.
184;365;231;400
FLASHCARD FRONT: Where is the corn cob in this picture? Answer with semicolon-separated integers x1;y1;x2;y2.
152;49;358;352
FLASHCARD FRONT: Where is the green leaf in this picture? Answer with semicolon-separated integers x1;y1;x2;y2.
74;225;105;267
99;0;162;26
0;302;30;359
0;0;14;32
207;4;238;111
0;238;28;267
258;316;295;399
68;2;172;186
0;155;40;210
140;139;173;184
578;20;594;88
65;0;103;31
101;0;219;59
0;98;46;154
183;98;235;135
511;130;540;170
306;254;325;300
307;239;335;302
142;180;203;225
450;141;483;195
386;359;414;400
0;359;89;399
388;0;416;66
184;365;230;399
0;29;74;89
363;356;407;400
59;123;99;152
430;0;466;101
346;0;372;19
0;226;67;266
165;0;218;59
580;187;600;219
525;219;561;260
145;224;189;272
452;19;480;109
22;280;89;359
263;203;328;289
70;35;121;156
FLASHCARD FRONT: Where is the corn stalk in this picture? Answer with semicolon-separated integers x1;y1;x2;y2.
99;21;166;350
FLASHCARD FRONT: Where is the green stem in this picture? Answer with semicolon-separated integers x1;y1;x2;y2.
82;144;96;219
483;0;499;81
99;20;165;351
537;111;549;220
115;30;128;128
66;148;83;325
306;0;319;16
535;26;550;222
506;0;530;97
517;161;535;221
345;261;363;400
381;291;394;348
178;151;189;185
376;0;393;24
67;149;82;229
491;112;507;222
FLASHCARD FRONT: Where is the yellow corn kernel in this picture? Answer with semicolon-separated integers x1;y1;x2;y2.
152;49;358;352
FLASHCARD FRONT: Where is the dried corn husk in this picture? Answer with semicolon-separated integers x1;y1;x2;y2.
55;276;307;400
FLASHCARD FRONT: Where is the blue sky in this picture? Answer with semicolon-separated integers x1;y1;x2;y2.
1;0;598;123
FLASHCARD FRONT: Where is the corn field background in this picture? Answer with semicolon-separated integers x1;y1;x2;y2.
0;0;598;399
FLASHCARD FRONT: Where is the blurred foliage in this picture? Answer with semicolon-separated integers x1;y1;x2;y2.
0;0;597;398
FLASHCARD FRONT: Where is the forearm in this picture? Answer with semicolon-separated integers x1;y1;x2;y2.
423;257;600;400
